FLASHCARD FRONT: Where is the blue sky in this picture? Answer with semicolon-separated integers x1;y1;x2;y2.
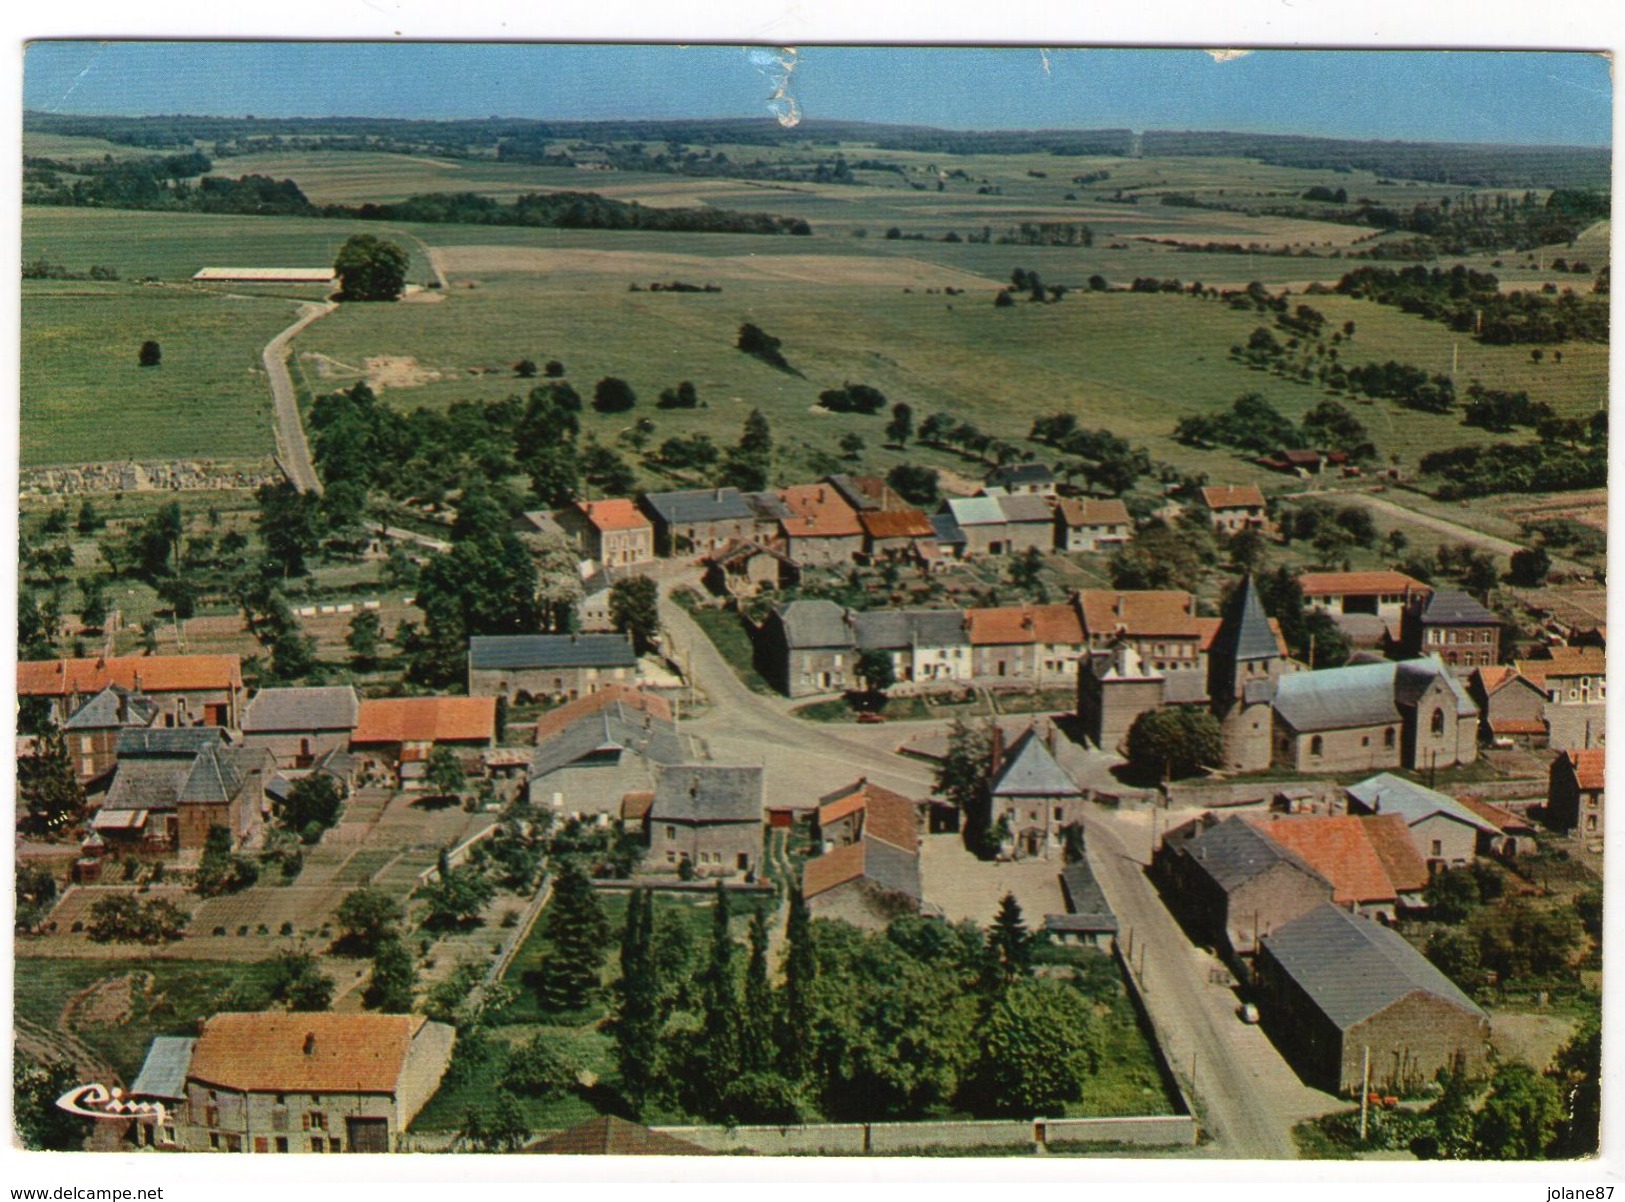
22;43;1613;146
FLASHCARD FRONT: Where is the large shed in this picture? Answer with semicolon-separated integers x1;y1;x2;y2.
1253;904;1490;1095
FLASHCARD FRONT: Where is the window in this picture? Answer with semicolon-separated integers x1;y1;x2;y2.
311;1137;325;1153
1431;710;1446;736
275;1138;288;1154
275;1094;285;1105
209;1133;220;1151
255;1137;268;1154
1310;736;1324;758
1430;839;1443;857
1054;807;1065;821
1384;727;1396;749
1361;736;1370;747
310;1112;327;1130
330;1138;342;1154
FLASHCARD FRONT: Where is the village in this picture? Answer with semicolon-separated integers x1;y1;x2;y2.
15;443;1605;1158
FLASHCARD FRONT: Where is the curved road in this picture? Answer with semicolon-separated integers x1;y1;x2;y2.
660;582;1329;1157
264;301;335;495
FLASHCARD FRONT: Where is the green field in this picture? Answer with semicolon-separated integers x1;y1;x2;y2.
19;143;1608;475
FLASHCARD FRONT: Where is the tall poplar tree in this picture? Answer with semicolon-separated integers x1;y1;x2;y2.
778;887;816;1084
696;882;741;1113
611;889;661;1112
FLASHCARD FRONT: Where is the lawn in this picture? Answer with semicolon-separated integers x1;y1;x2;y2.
674;597;777;695
14;956;283;1081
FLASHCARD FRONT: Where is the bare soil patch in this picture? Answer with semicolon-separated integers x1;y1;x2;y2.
365;355;444;392
432;245;991;289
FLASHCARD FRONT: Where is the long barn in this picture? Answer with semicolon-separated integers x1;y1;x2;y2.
191;267;336;283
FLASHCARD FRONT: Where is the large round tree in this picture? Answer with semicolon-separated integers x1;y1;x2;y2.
333;234;409;301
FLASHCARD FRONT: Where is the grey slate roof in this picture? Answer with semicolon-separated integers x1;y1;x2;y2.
529;701;691;781
852;609;967;650
743;491;792;521
131;1036;196;1099
1272;661;1403;732
242;686;360;733
1345;773;1499;833
64;685;162;732
641;488;757;526
997;494;1055;524
1213;576;1279;664
825;474;880;512
775;599;853;649
1419;590;1499;626
1395;658;1479;716
991;728;1082;798
469;634;638;671
116;727;228;757
1057;861;1118;932
1260;903;1486;1030
930;512;967;546
650;765;764;824
1178;815;1330;894
987;462;1054;488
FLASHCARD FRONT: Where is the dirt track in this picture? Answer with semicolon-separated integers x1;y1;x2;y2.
432;245;993;288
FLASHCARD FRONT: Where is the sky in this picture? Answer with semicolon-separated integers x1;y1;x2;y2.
20;42;1614;147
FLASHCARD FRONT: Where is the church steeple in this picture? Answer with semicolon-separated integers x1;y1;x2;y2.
1208;575;1281;706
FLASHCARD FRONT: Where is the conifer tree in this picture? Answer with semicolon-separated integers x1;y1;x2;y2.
740;908;775;1073
696;882;741;1113
612;889;661;1112
534;862;609;1012
778;887;816;1083
987;892;1033;983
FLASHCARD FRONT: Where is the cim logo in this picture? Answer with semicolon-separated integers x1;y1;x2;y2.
55;1083;168;1125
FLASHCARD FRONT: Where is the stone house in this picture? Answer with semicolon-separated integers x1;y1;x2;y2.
63;684;161;785
1253;905;1490;1095
1054;497;1132;553
852;608;971;686
467;633;640;703
19;653;245;729
777;483;865;566
131;1012;455;1153
640;488;770;556
1547;748;1604;842
1270;658;1480;774
1401;590;1501;673
944;495;1012;557
994;492;1058;554
989;724;1087;859
1344;773;1497;872
645;765;764;878
1248;813;1430;922
929;511;968;560
757;598;856;698
1152;813;1335;959
240;687;360;769
557;498;655;569
966;602;1090;687
349;697;496;788
1470;666;1549;747
985;461;1057;497
90;728;268;855
526;686;693;816
804;778;923;928
1517;646;1606;751
1199;484;1268;537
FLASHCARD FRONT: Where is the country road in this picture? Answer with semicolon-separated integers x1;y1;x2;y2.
660;581;1332;1156
264;300;334;495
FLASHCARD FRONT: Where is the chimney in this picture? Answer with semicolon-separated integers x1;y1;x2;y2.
990;725;1005;777
117;689;129;724
303;1032;317;1056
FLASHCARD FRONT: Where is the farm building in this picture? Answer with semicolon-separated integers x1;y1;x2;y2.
350;697;496;787
858;507;938;564
985;461;1057;496
1470;665;1550;747
640;487;783;556
805;778;923;928
555;499;655;569
19;653;244;728
136;1012;454;1153
239;686;360;768
702;539;800;598
1152;813;1334;959
1199;484;1268;536
191;267;336;283
1517;646;1606;751
89;727;269;857
526;686;694;816
777;483;865;566
63;684;161;785
1300;570;1430;622
1248;813;1429;922
1253;904;1490;1095
1054;497;1132;553
1547;748;1605;842
1343;773;1499;871
467;633;640;702
1044;856;1119;950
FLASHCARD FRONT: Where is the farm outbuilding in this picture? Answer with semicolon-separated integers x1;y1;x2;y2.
1253;904;1490;1095
191;267;337;283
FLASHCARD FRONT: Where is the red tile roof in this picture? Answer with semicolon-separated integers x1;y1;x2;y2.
1078;590;1200;639
532;684;672;742
1518;646;1606;686
17;654;242;697
1056;498;1131;527
1299;570;1430;599
1200;484;1266;510
1456;795;1528;833
352;697;496;745
1476;665;1516;694
621;791;655;822
577;498;650;533
1358;814;1432;894
1250;813;1426;904
1562;748;1606;792
1031;603;1085;646
966;607;1038;646
859;508;934;540
778;484;863;539
187;1012;429;1094
816;778;919;852
802;840;868;899
1489;718;1548;736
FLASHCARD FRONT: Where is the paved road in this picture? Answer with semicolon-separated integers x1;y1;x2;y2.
662;584;1336;1156
263;301;335;495
1082;813;1337;1158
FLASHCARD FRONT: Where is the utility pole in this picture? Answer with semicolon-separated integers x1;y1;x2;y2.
1359;1045;1372;1141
